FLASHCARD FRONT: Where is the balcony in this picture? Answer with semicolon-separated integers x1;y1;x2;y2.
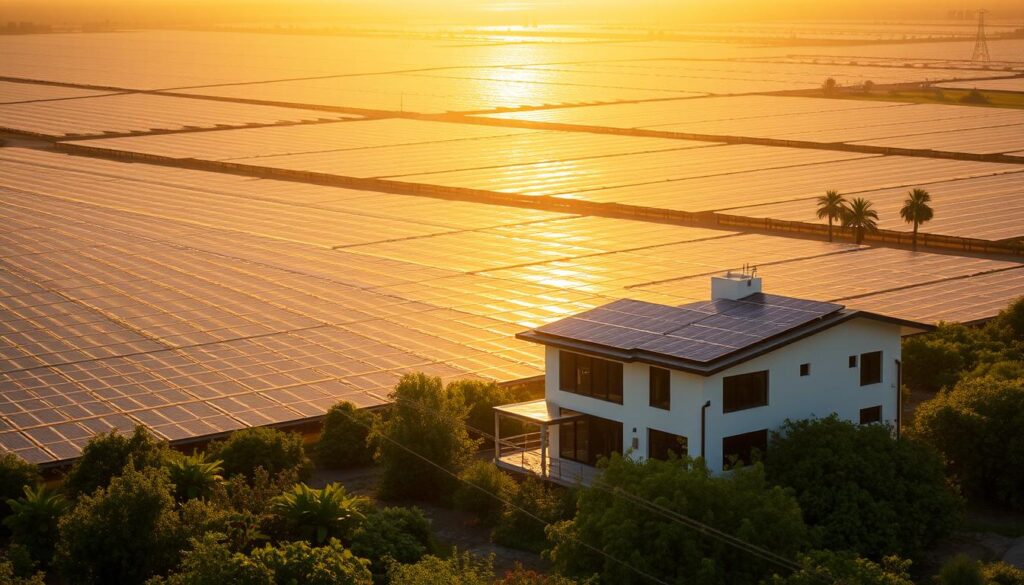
496;440;599;487
492;399;598;487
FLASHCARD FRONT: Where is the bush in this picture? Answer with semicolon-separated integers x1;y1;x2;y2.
350;506;433;582
0;560;45;585
371;373;479;502
56;465;186;584
0;452;41;528
271;483;370;545
492;477;569;554
767;416;959;560
207;427;311;481
913;376;1024;511
63;426;171;499
385;551;493;585
165;452;223;501
447;379;527;437
150;534;372;585
3;485;71;567
453;461;515;526
765;550;913;585
938;554;985;585
315;402;375;469
982;562;1024;585
547;455;808;585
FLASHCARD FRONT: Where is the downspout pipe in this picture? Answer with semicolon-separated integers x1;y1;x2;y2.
700;400;711;461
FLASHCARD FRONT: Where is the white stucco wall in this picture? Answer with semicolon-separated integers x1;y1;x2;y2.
543;317;903;473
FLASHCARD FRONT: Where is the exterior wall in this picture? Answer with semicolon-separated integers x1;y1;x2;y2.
543;317;902;473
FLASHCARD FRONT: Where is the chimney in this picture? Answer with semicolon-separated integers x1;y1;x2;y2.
711;269;762;301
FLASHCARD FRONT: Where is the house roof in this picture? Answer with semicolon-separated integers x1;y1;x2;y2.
516;293;933;375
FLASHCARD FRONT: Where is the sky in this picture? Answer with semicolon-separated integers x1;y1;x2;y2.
4;0;1024;27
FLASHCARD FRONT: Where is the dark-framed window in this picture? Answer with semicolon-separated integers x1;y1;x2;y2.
648;428;687;460
558;351;623;404
723;370;768;413
799;363;810;377
722;429;767;469
559;414;622;467
848;355;857;368
860;351;882;386
860;405;882;424
649;367;670;410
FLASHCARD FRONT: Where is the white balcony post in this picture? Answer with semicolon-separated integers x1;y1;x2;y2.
540;423;548;478
494;411;500;462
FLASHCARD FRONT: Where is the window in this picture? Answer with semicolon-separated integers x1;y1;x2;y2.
648;428;687;460
649;367;670;410
799;363;810;376
559;414;622;466
723;370;768;413
849;355;857;368
860;351;882;386
860;405;882;424
558;351;623;404
722;429;768;469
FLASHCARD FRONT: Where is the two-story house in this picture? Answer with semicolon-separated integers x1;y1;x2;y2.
493;271;931;485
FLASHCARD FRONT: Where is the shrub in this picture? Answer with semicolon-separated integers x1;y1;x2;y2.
56;465;185;584
385;551;493;585
165;452;223;501
982;562;1024;585
453;461;515;526
0;452;41;528
492;477;568;553
350;506;433;582
271;483;370;545
63;426;172;499
315;402;375;469
372;373;479;502
447;379;526;437
4;485;71;567
207;427;311;481
765;550;913;585
767;416;959;560
914;376;1024;510
0;560;45;585
547;455;808;585
496;563;590;584
937;554;985;585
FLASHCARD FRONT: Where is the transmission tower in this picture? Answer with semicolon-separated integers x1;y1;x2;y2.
971;9;991;63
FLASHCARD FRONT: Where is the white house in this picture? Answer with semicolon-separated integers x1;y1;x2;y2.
493;271;932;485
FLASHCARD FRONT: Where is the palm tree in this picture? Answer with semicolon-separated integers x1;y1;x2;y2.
166;452;223;501
815;189;847;243
841;197;879;245
4;484;71;565
900;188;934;251
272;482;370;544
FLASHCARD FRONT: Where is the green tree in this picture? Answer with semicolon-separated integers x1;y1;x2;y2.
207;427;311;482
386;551;494;585
56;465;185;585
982;561;1024;585
272;483;370;545
315;402;376;469
447;379;529;438
371;373;479;502
497;565;591;584
4;485;71;567
765;550;913;585
63;426;172;499
900;188;934;251
0;560;45;585
822;77;838;95
815;189;846;243
453;461;516;526
0;452;41;529
492;477;570;554
841;196;880;244
547;455;808;585
912;376;1024;510
166;452;223;501
350;506;433;582
766;416;959;559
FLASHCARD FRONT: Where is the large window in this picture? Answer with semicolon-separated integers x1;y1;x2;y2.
559;414;622;466
648;428;687;460
722;429;768;469
649;367;670;410
723;370;768;413
860;405;882;424
860;351;882;386
559;351;623;403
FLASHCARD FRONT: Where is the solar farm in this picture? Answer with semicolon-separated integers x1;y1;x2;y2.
1;27;1023;466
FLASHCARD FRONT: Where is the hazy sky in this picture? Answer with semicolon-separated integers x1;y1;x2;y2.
4;0;1024;26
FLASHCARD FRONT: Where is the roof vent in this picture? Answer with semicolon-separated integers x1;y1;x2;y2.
711;265;762;301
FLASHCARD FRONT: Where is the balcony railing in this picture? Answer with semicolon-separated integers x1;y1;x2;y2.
496;446;599;487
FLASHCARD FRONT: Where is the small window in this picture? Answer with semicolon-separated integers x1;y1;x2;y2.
723;370;768;413
649;367;670;410
722;429;768;469
860;351;882;386
860;405;882;424
799;363;810;376
648;428;687;460
848;355;857;368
